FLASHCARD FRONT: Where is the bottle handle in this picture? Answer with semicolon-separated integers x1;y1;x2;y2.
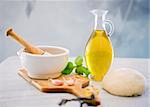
104;19;114;36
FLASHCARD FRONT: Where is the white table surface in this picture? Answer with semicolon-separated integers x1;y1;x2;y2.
0;56;149;107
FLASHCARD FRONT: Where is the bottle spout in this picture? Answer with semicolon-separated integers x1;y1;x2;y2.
90;9;108;20
89;9;114;36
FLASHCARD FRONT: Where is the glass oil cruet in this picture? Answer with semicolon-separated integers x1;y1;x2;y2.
85;9;114;81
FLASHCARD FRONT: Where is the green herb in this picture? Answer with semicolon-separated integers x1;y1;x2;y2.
61;56;91;77
75;56;83;66
67;62;74;70
75;66;84;75
61;62;74;75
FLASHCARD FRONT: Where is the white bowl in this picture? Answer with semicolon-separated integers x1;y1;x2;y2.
17;46;69;79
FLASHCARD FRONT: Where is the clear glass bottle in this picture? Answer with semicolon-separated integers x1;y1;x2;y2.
85;9;114;81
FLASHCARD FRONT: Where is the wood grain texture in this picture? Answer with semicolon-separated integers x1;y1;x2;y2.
18;69;90;93
6;28;44;55
18;69;100;106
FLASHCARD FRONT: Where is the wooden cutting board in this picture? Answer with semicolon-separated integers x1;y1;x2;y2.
18;69;100;106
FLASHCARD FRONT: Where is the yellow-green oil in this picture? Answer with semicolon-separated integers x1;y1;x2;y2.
85;30;113;81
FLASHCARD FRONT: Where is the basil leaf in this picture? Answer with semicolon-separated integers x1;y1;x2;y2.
75;56;83;66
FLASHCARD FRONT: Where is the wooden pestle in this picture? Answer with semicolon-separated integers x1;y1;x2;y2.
6;28;45;55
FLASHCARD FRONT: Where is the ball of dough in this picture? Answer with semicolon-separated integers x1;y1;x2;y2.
102;68;146;96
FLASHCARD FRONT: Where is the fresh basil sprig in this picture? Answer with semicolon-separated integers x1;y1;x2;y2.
61;56;91;77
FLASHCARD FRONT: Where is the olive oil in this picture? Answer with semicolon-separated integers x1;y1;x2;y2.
85;30;113;81
85;9;114;81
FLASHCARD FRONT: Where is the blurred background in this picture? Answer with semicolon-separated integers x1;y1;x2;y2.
0;0;149;62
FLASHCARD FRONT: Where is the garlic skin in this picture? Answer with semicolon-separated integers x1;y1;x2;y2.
102;68;146;97
65;79;75;86
50;79;64;86
63;77;75;86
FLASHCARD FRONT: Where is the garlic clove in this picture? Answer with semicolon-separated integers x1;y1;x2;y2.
63;77;75;86
65;79;75;86
50;79;64;86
